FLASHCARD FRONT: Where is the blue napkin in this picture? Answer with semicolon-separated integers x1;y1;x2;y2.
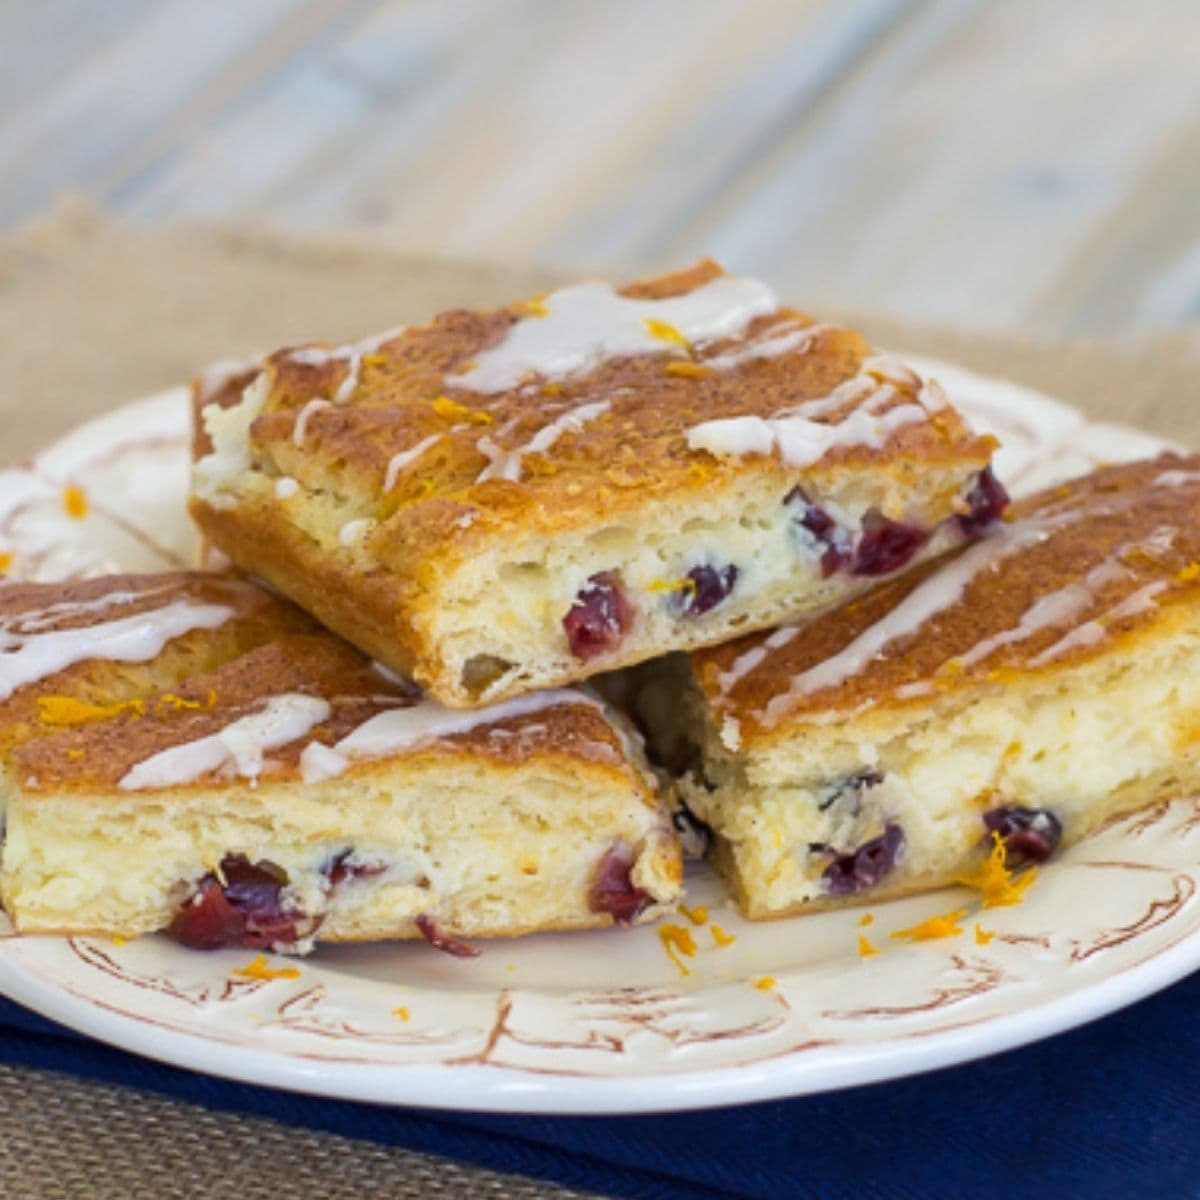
3;972;1199;1200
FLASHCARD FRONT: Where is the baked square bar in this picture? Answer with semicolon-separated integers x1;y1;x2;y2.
0;574;680;952
638;454;1200;918
190;260;1001;708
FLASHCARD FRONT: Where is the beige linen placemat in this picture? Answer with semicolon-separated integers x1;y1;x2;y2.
0;202;1196;1200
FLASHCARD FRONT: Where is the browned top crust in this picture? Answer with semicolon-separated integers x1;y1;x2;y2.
0;571;277;633
693;454;1200;741
0;572;314;756
4;576;633;793
195;260;994;575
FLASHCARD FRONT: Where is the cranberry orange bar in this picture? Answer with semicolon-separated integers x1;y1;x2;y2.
190;260;1001;708
633;455;1200;918
0;573;680;952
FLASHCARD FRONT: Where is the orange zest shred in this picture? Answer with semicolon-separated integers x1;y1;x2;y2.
37;695;145;726
891;907;968;943
233;954;300;982
647;577;697;597
110;935;127;947
858;912;874;927
432;395;492;425
659;923;698;977
857;934;881;959
710;923;736;948
361;353;388;368
1178;562;1200;583
753;976;776;992
665;361;711;379
957;832;1038;908
678;903;708;926
62;485;89;520
0;552;12;575
392;1005;411;1021
974;923;996;946
540;382;564;397
514;296;549;318
157;689;218;715
643;317;692;353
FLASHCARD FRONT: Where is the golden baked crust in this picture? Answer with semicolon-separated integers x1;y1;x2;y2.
190;260;998;706
695;453;1200;744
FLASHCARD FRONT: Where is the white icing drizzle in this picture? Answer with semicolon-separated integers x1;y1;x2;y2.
958;528;1175;671
893;681;934;700
760;508;1092;723
957;584;1096;671
718;625;806;695
119;694;331;791
447;275;778;394
5;587;171;634
688;402;928;469
918;380;949;412
298;688;598;783
383;433;443;492
338;518;373;547
0;599;236;702
476;400;611;483
474;434;510;480
274;477;300;500
776;374;877;421
859;355;922;390
371;660;410;688
292;398;330;448
288;325;406;405
700;321;829;372
686;347;950;469
1155;470;1200;489
1029;581;1168;667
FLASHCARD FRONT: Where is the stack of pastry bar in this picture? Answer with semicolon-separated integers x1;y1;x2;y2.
4;258;1196;956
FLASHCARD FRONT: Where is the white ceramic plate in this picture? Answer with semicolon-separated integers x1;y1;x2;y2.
0;359;1191;1114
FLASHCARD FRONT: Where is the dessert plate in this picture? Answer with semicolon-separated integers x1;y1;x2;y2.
0;359;1190;1114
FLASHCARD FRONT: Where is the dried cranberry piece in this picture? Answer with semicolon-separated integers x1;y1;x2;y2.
822;823;905;896
168;854;303;951
959;467;1010;536
588;841;653;926
983;806;1062;864
168;879;246;951
322;849;387;888
563;571;634;660
681;563;738;616
222;855;287;912
415;913;481;958
785;485;849;576
852;511;929;576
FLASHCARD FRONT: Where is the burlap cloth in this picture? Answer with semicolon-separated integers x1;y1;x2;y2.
0;201;1197;1199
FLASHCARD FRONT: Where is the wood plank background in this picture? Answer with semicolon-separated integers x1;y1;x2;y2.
4;0;1200;342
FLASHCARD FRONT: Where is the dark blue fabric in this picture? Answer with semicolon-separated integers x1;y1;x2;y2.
3;973;1200;1200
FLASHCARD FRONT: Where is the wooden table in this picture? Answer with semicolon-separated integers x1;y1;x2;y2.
4;0;1200;345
